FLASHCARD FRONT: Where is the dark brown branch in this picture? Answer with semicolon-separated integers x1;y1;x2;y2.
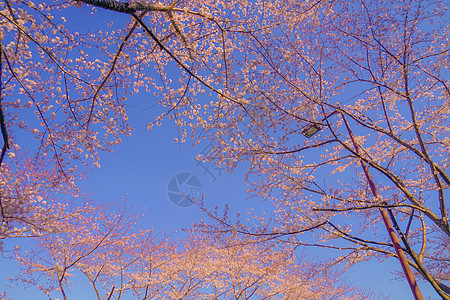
0;40;9;167
2;51;69;182
313;203;428;214
77;0;173;14
86;13;141;130
130;13;255;119
329;121;449;237
403;64;448;228
327;221;393;248
106;285;115;300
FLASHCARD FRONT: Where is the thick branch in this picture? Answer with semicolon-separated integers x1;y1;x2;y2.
77;0;173;14
0;40;9;167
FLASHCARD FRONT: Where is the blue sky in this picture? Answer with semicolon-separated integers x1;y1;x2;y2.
0;3;443;299
1;91;439;299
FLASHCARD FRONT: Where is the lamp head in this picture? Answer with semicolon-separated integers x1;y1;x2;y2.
301;124;322;138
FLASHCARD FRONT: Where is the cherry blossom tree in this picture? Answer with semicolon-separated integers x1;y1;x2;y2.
70;0;448;297
0;151;81;248
0;0;448;299
0;0;363;298
13;220;369;299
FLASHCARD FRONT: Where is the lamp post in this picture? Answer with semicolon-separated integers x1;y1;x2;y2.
302;112;424;300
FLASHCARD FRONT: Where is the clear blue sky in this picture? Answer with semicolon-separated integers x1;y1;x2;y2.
1;91;439;299
0;4;441;299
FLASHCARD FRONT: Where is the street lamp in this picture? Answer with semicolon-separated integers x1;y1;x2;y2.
302;111;338;138
301;124;322;138
303;111;424;300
